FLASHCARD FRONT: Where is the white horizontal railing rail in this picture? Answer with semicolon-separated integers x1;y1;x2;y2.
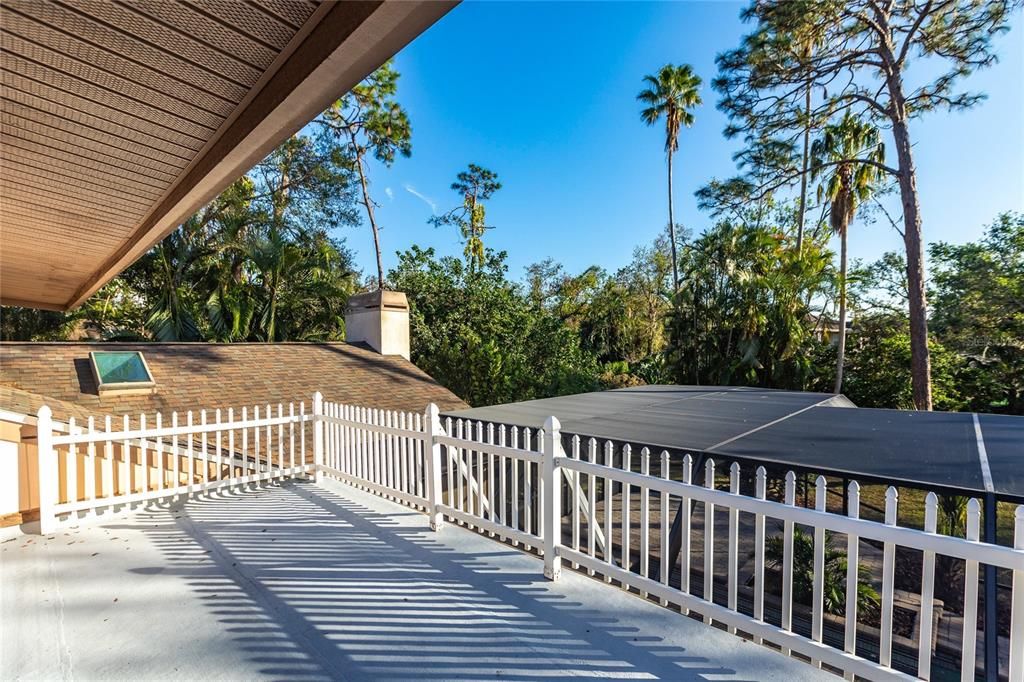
35;398;1024;681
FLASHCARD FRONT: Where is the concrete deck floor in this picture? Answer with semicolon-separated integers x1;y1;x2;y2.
2;479;830;681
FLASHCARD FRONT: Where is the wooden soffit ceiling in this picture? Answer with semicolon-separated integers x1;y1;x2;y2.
0;0;455;311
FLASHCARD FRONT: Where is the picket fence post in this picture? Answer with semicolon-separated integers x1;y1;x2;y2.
312;392;324;483
36;405;57;535
425;403;444;531
542;415;563;581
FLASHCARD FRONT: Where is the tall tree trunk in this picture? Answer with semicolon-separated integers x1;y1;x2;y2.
879;18;933;411
796;84;811;253
834;227;848;394
353;150;385;289
667;147;680;292
891;117;933;410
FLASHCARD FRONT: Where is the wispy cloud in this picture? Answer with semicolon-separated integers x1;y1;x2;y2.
403;183;437;215
384;186;394;201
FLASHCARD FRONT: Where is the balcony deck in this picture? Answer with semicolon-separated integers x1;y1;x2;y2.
2;478;826;681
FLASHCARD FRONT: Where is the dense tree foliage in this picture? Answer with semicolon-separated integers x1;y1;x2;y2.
667;204;833;388
389;246;598;406
713;0;1021;409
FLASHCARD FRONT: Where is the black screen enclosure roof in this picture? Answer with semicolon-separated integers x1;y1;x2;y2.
443;386;1024;502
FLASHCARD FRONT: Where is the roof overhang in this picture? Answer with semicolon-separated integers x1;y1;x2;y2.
0;0;455;311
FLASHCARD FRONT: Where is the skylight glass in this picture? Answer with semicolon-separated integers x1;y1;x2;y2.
90;351;155;393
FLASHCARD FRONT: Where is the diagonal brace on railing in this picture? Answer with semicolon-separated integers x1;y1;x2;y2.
563;468;607;554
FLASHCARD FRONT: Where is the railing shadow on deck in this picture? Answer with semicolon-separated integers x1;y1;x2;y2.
117;481;754;682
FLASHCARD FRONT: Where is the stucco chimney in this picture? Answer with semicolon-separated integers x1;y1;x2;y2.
344;290;411;360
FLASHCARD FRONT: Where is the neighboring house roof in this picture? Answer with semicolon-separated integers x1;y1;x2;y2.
0;384;95;426
0;342;467;423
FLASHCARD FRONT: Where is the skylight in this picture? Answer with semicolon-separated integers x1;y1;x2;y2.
90;351;155;395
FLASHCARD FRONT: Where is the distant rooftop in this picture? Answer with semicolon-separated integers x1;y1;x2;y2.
445;385;1024;501
0;342;467;421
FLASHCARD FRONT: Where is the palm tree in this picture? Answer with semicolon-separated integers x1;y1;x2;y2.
637;65;702;292
811;113;884;394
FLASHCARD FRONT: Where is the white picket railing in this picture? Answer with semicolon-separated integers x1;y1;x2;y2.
34;398;1024;682
36;398;316;530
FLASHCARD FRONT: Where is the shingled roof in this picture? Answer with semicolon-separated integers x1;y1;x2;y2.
0;342;467;423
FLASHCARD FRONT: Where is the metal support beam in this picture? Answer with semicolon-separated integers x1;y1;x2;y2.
984;492;998;682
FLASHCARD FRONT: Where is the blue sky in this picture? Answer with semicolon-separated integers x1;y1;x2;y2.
347;1;1023;282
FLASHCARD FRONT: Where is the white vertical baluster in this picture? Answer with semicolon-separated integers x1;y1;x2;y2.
277;403;284;478
155;412;165;493
185;412;194;495
369;406;375;485
341;403;347;474
171;412;180;496
622;444;633;575
415;413;424;500
332;403;338;474
466;420;476;519
264;403;271;477
660;450;670;605
812;475;828;664
405;412;413;498
288;403;295;474
365;407;373;486
121;415;130;495
475;421;484;520
85;416;96;506
524;428;533;548
139;413;149;495
445;417;455;510
1008;506;1024;682
299;402;305;472
102;416;113;502
498;424;507;538
253;405;261;478
879;486;899;669
781;470;796;653
391;411;399;494
487;423;496;531
753;466;767;643
241;406;248;479
572;435;581;569
640;447;650;596
214;409;222;487
200;410;208;489
680;454;693;614
383;410;392;494
588;440;598;577
512;427;520;542
703;459;715;623
961;498;981;682
410;412;418;502
400;412;409;497
66;417;78;504
843;480;861;678
456;419;465;518
227;408;235;482
604;441;614;583
918;492;938;680
727;462;740;633
390;411;399;495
